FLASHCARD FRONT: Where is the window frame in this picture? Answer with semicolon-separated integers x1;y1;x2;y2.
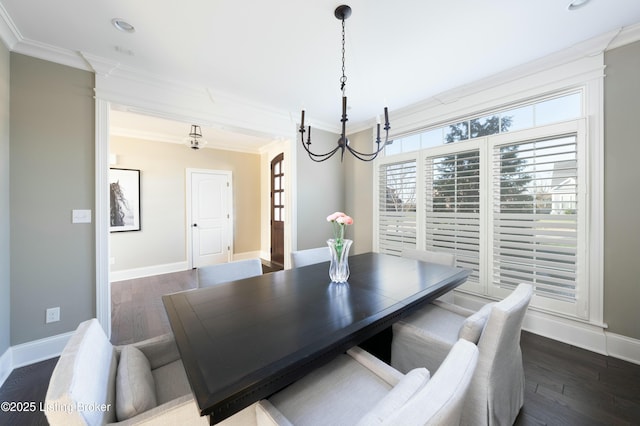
375;83;601;324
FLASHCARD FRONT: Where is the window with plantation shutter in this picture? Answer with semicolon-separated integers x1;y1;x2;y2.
491;135;579;301
378;160;417;255
425;150;481;283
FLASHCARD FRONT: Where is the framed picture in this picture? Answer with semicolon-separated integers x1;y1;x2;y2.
109;168;141;232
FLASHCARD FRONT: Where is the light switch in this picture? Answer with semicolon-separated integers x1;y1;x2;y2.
72;209;92;224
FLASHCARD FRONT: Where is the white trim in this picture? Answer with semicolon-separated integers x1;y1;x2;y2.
232;251;263;261
606;332;640;365
95;99;111;339
455;291;640;366
0;347;12;389
10;331;73;369
110;261;190;283
109;251;265;283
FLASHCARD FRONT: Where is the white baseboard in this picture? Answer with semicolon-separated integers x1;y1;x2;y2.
232;251;264;261
606;332;640;365
0;347;12;389
454;290;640;365
11;331;74;369
110;253;265;282
0;331;74;389
110;261;189;282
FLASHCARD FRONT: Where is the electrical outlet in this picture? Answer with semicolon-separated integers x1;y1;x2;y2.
46;307;60;323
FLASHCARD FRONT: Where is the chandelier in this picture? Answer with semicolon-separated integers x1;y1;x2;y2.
186;125;207;150
299;5;391;162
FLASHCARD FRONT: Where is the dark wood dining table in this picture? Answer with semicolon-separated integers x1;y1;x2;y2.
162;252;470;424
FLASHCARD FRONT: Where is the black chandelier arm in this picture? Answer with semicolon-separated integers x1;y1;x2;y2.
345;143;385;161
299;129;343;162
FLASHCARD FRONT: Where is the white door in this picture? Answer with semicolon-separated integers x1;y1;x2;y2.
189;170;232;268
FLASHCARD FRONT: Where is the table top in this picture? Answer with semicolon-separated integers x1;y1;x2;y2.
162;252;470;424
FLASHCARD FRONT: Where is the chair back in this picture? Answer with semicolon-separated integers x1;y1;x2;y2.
291;247;330;268
464;283;533;425
379;339;479;426
197;258;263;288
401;248;455;266
45;319;117;425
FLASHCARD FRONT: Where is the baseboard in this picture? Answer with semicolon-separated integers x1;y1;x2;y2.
10;331;74;370
110;254;264;282
0;347;12;389
110;261;189;282
454;290;640;365
232;251;263;261
606;332;640;365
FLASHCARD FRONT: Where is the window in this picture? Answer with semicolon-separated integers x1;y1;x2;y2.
376;92;588;319
378;159;417;256
426;149;481;283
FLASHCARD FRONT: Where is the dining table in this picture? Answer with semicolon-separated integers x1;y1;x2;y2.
162;251;470;424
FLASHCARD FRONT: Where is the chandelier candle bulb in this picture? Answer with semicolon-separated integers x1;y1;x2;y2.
301;110;305;128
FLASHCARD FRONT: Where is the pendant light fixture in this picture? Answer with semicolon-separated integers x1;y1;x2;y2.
299;5;391;162
186;125;206;150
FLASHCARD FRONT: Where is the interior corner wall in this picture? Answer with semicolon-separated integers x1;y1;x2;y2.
0;40;10;356
344;129;374;255
603;40;640;340
109;136;261;272
9;53;95;345
296;128;344;250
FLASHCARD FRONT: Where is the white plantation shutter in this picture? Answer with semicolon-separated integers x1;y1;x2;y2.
425;150;481;282
378;160;417;255
492;135;579;301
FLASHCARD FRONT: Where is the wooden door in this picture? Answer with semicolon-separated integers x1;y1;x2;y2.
271;153;285;266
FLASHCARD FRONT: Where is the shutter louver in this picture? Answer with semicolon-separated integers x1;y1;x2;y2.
378;160;417;255
492;136;578;301
425;151;481;282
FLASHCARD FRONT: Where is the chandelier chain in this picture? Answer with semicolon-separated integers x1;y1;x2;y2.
340;18;347;94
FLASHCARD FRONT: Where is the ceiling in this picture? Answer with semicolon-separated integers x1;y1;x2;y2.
2;0;640;151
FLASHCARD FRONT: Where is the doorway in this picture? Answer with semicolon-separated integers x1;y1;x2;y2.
187;169;233;268
271;153;285;267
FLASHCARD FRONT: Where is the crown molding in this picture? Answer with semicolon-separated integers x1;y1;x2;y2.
0;2;18;49
607;21;640;50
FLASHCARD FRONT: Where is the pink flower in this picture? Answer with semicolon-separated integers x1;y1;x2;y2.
327;211;346;222
336;215;353;225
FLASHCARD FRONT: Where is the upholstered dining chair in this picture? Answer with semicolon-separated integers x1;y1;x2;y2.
254;339;478;426
290;247;330;268
391;283;533;426
197;258;263;288
402;248;456;303
45;318;207;425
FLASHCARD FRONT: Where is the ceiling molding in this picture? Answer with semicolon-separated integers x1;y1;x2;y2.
607;21;640;50
0;2;18;49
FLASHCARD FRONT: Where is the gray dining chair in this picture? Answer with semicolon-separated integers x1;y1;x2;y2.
255;339;478;426
391;283;533;426
290;247;330;268
402;248;456;303
197;258;263;288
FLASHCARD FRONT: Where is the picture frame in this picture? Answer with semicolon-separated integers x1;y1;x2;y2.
109;168;141;232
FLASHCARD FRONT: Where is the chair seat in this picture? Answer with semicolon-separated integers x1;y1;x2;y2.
260;340;478;426
152;359;191;405
268;353;393;426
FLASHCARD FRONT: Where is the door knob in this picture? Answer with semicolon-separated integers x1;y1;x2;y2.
193;223;198;227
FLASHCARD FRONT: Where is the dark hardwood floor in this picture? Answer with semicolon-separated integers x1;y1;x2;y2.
1;270;639;425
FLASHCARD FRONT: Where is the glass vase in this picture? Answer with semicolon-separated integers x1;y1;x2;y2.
327;238;353;284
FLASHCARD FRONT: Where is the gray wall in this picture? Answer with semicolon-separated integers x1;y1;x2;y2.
0;40;10;356
10;54;95;344
296;128;345;250
603;41;640;340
